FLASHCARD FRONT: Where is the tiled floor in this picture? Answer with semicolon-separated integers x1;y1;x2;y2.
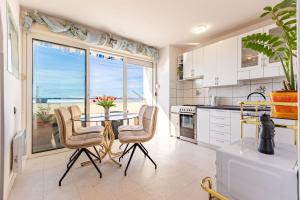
8;133;216;200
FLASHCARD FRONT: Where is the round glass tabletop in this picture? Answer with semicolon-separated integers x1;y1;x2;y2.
72;113;138;122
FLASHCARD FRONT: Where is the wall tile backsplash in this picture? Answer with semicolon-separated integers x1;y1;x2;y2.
170;77;286;106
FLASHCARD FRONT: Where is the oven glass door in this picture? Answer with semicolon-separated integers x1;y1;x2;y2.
180;113;195;140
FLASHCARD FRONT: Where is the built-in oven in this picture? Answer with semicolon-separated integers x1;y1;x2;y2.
179;106;197;143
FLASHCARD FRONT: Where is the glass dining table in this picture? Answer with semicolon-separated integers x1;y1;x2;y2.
73;112;138;167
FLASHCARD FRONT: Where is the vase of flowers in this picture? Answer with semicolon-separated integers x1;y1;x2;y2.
93;96;117;119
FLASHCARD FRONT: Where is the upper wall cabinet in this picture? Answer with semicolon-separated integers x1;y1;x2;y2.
202;36;238;87
264;25;297;77
238;28;264;80
183;49;203;80
183;24;291;84
263;24;283;78
203;43;218;87
237;25;296;80
183;51;193;79
217;36;238;86
193;48;204;78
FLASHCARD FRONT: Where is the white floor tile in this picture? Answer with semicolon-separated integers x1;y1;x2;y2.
9;135;216;200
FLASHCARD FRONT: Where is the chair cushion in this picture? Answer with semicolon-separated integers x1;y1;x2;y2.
66;133;103;148
74;125;104;135
118;130;150;143
118;125;143;132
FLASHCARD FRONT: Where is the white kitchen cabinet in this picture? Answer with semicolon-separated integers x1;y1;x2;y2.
217;37;238;86
238;28;264;80
263;25;282;78
170;113;180;137
197;109;210;143
183;49;203;80
197;108;296;147
203;43;217;87
183;51;193;79
230;111;241;143
193;48;204;78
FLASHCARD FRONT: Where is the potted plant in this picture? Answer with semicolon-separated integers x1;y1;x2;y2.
93;96;117;119
33;106;54;148
242;0;297;119
177;65;183;80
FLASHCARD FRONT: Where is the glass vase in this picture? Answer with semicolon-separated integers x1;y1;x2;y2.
104;107;110;119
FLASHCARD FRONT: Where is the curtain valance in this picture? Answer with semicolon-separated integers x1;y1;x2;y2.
23;10;159;61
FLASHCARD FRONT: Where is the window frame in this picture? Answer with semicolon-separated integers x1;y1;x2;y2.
25;32;156;157
31;38;88;154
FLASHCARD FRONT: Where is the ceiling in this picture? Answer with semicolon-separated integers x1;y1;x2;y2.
19;0;281;48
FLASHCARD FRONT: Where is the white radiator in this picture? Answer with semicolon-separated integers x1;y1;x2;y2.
13;129;26;174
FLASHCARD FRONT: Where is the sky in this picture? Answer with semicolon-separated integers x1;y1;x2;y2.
32;41;144;100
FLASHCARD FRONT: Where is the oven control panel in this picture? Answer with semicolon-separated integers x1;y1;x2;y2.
179;106;196;113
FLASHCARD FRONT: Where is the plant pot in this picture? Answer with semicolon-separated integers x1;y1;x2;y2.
32;121;54;148
270;90;298;120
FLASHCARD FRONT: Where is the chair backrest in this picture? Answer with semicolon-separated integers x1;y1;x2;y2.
138;105;147;125
54;107;73;148
68;105;82;132
142;106;158;140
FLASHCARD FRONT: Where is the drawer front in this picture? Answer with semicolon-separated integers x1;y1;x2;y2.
210;137;230;147
210;116;231;125
210;110;230;118
210;123;230;133
211;131;230;141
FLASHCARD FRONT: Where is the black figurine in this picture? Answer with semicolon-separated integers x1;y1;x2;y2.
258;113;275;155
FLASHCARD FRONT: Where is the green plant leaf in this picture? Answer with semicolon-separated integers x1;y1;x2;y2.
263;6;273;12
260;12;270;18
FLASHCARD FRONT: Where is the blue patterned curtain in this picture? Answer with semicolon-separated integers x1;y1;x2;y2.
23;10;159;61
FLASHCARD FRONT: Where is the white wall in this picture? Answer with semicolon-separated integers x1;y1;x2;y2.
169;46;183;106
157;46;183;136
157;46;170;135
0;0;22;199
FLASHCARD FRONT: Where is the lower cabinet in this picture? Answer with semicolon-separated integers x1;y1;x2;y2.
230;111;241;143
197;109;210;143
197;108;295;147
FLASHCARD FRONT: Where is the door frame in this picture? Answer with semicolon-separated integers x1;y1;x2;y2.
0;6;4;200
24;30;156;158
25;32;90;158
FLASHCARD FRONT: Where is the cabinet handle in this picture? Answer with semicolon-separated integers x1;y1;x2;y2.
216;124;225;128
215;139;225;143
215;132;225;136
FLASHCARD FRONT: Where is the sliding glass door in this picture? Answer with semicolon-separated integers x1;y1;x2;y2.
90;50;124;114
127;58;153;114
32;40;86;153
30;39;154;154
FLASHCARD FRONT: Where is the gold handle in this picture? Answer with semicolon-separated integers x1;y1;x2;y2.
200;177;229;200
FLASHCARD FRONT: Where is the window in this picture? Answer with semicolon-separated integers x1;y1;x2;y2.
90;51;124;114
127;58;153;114
32;40;86;153
30;39;154;154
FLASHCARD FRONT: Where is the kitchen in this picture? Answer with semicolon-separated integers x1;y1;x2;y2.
1;0;299;199
165;1;298;198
